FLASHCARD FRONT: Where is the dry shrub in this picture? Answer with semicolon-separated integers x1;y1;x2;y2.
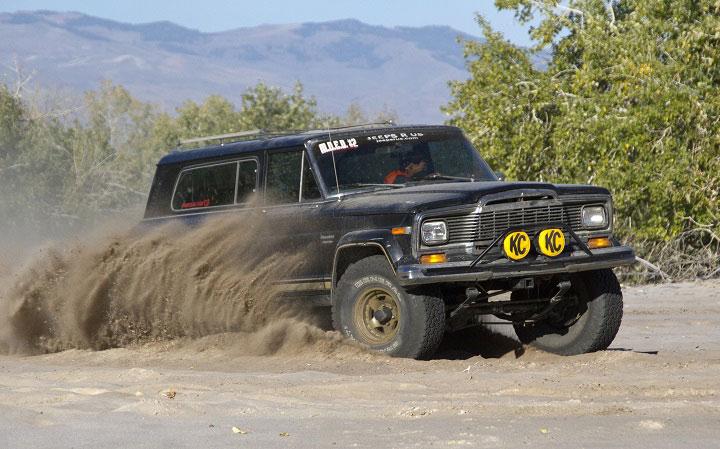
617;227;720;284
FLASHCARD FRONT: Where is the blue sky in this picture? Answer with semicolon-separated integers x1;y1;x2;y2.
0;0;535;45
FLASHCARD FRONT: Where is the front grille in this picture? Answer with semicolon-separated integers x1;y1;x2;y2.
442;203;588;245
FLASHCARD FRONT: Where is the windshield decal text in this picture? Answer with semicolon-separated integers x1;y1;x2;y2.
366;132;424;143
319;138;358;154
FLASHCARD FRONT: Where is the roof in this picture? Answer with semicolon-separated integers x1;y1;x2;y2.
156;124;461;166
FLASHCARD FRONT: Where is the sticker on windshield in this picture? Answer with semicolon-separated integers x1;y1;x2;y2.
318;138;358;154
367;132;424;143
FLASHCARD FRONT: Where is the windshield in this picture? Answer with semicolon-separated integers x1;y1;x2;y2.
310;130;497;195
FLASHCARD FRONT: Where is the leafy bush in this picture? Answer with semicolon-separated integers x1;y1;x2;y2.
444;1;720;243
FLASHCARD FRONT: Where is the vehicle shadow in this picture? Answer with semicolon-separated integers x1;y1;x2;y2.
607;348;659;355
434;326;525;360
312;307;525;360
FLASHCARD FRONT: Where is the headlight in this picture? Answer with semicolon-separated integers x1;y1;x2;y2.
421;221;448;245
581;205;607;228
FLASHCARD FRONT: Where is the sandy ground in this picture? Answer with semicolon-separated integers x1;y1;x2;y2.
0;280;719;448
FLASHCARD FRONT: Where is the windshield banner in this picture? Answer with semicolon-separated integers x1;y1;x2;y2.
318;138;359;154
366;132;424;144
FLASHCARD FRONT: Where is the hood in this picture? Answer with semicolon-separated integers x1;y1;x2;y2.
330;181;610;215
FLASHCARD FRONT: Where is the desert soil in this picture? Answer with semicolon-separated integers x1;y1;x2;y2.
0;280;719;448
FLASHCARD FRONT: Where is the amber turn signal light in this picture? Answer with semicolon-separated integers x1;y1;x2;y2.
420;253;447;264
588;237;613;249
391;226;412;235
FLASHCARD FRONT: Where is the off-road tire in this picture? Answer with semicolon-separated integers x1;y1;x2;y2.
332;255;445;359
513;269;623;355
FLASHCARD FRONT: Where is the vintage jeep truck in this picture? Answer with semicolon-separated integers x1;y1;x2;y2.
143;124;635;359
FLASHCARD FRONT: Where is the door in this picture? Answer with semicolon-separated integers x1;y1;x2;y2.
263;148;328;288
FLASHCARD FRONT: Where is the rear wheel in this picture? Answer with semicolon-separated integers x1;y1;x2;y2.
513;269;623;355
332;255;445;359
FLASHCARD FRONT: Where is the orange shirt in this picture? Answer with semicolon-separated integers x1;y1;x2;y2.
384;169;408;184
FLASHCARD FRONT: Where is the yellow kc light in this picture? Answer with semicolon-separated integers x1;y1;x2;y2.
503;231;531;261
537;228;566;257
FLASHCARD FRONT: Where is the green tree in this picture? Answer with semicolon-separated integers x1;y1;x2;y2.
59;81;159;216
1;81;161;234
237;81;333;131
445;0;720;241
167;82;338;145
0;85;25;164
0;85;33;232
342;102;398;126
174;95;240;139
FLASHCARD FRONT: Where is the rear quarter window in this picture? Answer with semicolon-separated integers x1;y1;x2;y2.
171;162;238;210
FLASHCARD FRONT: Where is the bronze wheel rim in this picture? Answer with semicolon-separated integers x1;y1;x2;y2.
352;287;401;345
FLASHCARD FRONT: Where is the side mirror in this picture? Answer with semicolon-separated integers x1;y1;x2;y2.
494;171;505;181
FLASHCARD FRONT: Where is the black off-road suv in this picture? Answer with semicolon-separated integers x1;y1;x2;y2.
144;124;635;359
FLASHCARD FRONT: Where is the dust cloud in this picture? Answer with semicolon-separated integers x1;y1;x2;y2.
0;214;355;357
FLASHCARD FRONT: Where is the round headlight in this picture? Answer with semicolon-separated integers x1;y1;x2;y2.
421;221;448;245
581;205;607;228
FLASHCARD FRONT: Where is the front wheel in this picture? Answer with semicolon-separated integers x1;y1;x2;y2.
332;256;445;359
513;269;623;355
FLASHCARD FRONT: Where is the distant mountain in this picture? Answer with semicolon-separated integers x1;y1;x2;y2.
0;10;488;122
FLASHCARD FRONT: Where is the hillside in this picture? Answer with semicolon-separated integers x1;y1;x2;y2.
0;10;483;122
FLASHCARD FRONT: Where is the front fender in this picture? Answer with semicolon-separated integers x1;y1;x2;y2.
331;228;419;295
336;229;407;269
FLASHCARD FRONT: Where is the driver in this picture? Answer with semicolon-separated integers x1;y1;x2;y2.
384;146;432;184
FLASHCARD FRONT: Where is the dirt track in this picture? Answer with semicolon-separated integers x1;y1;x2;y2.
1;280;719;448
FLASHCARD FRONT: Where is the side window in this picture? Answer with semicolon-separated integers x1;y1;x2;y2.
266;150;302;204
236;160;258;204
266;150;323;204
172;162;237;210
301;153;322;201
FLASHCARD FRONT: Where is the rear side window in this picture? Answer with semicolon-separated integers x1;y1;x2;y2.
236;160;259;203
171;160;257;211
266;150;322;204
266;151;302;204
301;153;321;201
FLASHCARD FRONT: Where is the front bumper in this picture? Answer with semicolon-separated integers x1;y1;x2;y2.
396;246;636;286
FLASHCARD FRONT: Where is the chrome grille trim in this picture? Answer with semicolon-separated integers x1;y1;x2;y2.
442;203;590;245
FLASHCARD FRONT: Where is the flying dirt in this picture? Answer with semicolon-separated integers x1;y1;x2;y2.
0;215;357;357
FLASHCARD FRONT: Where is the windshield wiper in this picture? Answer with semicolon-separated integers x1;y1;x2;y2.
339;183;406;190
415;174;475;182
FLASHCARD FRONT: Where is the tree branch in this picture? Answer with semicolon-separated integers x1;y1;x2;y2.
634;256;671;281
